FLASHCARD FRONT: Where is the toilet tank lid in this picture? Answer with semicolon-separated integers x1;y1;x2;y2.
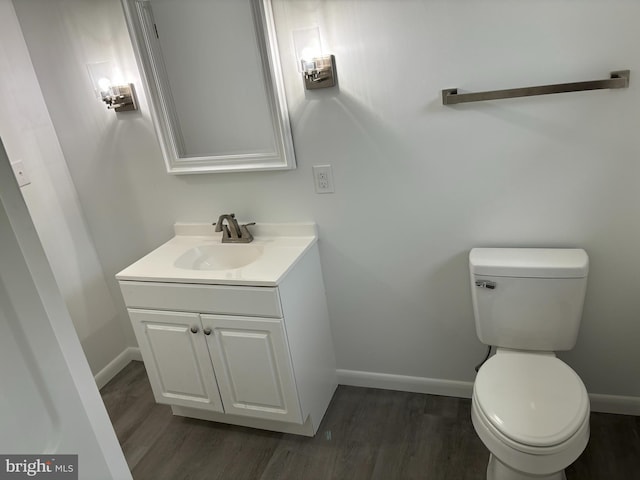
470;248;588;278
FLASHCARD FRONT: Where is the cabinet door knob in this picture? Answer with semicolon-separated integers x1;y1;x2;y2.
203;327;212;336
190;326;199;334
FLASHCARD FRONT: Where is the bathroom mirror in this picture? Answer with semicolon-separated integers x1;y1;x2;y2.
122;0;296;174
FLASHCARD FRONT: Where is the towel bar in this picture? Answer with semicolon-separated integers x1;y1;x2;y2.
442;70;630;105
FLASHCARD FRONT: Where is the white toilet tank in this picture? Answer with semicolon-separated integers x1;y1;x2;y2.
469;248;589;351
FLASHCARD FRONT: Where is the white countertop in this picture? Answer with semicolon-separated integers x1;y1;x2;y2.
116;222;318;286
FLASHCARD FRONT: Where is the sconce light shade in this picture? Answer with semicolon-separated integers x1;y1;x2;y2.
87;61;114;98
86;61;138;112
293;26;336;90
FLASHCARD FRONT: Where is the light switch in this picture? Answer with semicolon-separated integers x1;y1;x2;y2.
11;160;31;187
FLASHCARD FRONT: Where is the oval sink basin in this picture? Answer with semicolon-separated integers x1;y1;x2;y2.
174;244;264;271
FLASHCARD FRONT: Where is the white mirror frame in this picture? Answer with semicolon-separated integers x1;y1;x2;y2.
121;0;296;174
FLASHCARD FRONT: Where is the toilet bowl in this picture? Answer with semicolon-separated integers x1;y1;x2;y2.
472;349;590;480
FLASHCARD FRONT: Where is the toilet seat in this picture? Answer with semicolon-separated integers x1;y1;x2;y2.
474;350;589;449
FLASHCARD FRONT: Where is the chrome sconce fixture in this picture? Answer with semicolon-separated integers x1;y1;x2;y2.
99;84;137;112
293;27;336;90
87;61;138;112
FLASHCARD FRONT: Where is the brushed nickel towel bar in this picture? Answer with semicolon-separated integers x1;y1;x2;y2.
442;70;630;105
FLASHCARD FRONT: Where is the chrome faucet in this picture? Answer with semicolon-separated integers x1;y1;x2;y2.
213;213;255;243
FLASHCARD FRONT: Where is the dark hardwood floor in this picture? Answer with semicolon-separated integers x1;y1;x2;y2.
100;361;640;479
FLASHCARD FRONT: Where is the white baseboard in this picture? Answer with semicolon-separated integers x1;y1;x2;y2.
337;369;474;399
337;369;640;416
589;393;640;416
95;360;640;416
94;347;142;389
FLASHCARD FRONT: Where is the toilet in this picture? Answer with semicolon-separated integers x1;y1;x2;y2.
469;248;590;480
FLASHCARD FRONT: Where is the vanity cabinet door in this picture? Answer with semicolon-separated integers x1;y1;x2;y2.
129;309;224;412
201;314;303;424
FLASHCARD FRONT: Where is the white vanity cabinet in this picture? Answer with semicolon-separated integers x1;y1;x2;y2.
128;309;225;413
201;314;302;423
127;307;303;424
117;228;336;437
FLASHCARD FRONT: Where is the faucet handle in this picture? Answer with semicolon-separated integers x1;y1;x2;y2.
239;222;254;242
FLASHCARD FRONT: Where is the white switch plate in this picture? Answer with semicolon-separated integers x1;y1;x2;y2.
11;160;31;187
312;164;334;194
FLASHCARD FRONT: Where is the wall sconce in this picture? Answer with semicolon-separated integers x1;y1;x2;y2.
293;27;336;90
87;61;138;112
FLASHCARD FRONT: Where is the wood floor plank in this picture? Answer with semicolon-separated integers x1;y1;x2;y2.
566;410;640;479
101;361;640;480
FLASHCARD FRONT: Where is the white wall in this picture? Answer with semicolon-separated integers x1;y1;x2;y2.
0;0;127;375
0;136;131;480
12;0;640;398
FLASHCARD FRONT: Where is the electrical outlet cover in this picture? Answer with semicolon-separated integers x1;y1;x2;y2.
312;164;334;194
